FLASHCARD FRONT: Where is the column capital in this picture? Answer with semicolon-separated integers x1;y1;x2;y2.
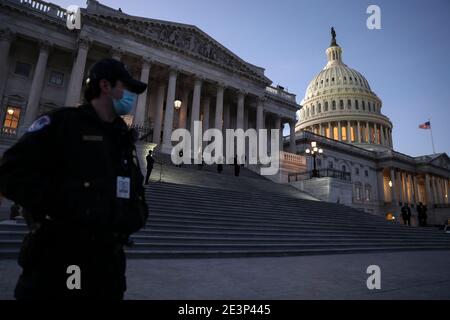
257;96;267;103
137;56;154;68
78;36;92;50
0;28;16;42
215;81;227;90
237;88;248;96
38;40;52;53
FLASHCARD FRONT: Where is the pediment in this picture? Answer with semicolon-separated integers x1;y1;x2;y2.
430;154;450;170
83;5;270;84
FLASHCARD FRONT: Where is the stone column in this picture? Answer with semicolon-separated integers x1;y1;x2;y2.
357;121;361;143
437;177;444;204
380;125;385;145
214;84;224;130
338;121;342;141
346;121;351;142
22;41;51;129
289;120;296;153
390;168;398;204
425;174;433;207
431;176;439;205
256;98;264;131
190;77;202;131
328;122;332;139
65;37;90;107
413;175;420;204
202;96;211;131
152;84;165;144
132;58;151;126
319;123;323;136
275;115;282;151
179;88;190;130
223;103;230;130
0;28;15;102
396;170;403;204
236;91;245;130
377;169;385;203
161;69;178;153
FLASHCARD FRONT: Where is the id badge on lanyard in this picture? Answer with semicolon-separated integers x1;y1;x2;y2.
116;176;131;199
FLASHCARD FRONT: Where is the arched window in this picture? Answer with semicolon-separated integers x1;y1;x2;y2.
362;101;366;110
347;99;351;109
368;102;371;112
340;100;344;109
328;161;334;169
342;165;347;172
307;108;310;117
311;105;315;115
355;100;359;110
318;103;321;113
325;101;329;111
332;100;336;110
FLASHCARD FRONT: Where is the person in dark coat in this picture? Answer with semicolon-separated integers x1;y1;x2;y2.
234;155;240;177
145;150;154;185
401;203;410;226
0;58;149;300
10;202;21;220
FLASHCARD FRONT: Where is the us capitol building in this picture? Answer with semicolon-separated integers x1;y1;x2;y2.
0;0;449;224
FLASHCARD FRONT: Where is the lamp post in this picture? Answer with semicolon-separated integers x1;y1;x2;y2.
305;141;323;178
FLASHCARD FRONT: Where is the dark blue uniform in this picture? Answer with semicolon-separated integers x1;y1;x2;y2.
0;103;148;299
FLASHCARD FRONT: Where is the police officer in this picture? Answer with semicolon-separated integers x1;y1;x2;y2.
0;58;149;300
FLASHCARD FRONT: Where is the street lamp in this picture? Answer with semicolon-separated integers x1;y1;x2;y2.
305;141;323;178
388;180;393;188
174;100;182;110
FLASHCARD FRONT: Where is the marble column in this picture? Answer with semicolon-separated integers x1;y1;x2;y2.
377;169;385;203
275;115;282;151
191;78;202;131
396;170;403;204
65;37;90;107
178;88;189;130
413;175;420;204
236;91;245;130
338;121;342;141
431;176;439;205
390;168;398;204
328;122;332;139
161;69;178;153
214;85;224;130
132;58;151;127
346;121;351;142
202;96;211;131
425;174;434;207
289;120;296;153
357;121;361;143
256;97;264;131
223;103;230;131
152;84;165;144
22;41;51;129
0;28;15;102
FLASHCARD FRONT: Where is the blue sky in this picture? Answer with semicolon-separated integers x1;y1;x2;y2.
53;0;450;157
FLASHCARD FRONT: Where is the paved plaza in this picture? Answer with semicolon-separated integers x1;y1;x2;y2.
1;250;450;300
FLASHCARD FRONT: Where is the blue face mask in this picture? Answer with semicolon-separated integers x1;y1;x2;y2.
112;89;137;115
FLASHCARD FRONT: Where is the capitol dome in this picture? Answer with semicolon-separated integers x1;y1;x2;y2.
296;28;393;152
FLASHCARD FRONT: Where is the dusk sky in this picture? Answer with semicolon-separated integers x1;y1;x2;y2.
52;0;450;157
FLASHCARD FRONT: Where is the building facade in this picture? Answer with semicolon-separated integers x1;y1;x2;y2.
0;0;299;156
291;31;450;224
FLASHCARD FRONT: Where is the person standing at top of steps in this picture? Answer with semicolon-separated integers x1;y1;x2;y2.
234;155;240;177
145;150;154;185
0;58;149;300
401;203;411;226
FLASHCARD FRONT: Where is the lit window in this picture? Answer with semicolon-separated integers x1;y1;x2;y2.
14;62;32;77
2;107;21;132
49;71;64;86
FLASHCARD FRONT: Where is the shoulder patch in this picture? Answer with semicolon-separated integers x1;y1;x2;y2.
27;115;51;133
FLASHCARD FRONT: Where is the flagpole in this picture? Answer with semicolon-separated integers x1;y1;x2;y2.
429;118;436;154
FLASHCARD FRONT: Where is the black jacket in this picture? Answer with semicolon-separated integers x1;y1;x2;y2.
0;103;148;236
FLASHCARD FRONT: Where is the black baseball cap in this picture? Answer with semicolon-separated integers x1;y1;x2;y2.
86;58;147;94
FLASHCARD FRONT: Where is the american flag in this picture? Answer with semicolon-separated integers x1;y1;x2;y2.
418;121;431;129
